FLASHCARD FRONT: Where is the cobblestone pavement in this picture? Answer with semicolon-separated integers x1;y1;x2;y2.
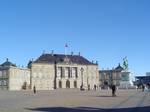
0;89;149;112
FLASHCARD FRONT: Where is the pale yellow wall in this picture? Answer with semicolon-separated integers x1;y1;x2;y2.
0;58;99;91
31;63;55;90
85;65;99;89
55;64;99;90
9;67;30;90
0;69;9;89
7;63;99;91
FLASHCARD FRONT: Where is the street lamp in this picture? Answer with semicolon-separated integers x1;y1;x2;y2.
87;76;90;90
80;67;84;90
109;71;113;89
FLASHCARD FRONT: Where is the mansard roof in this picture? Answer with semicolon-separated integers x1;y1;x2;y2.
1;58;16;67
34;54;97;65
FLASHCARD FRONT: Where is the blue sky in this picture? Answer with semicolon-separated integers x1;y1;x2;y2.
0;0;150;75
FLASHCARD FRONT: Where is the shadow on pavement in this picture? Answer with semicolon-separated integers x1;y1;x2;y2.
27;106;150;112
96;95;114;97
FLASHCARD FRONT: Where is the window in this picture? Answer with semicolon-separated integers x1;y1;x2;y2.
64;67;70;78
62;68;65;78
3;70;7;77
59;81;62;88
57;67;62;78
3;80;7;86
72;67;78;78
0;71;2;77
0;80;2;85
66;80;70;88
74;81;77;88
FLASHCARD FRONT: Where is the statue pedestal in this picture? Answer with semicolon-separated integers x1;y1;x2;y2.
119;71;134;89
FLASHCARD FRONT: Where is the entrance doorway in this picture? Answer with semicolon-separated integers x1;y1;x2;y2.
74;81;77;88
66;80;70;88
59;81;62;88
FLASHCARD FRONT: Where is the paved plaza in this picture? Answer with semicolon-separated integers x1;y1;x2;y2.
0;89;149;112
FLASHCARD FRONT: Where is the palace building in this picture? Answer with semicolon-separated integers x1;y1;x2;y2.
99;62;134;89
29;53;99;90
99;64;123;89
0;53;99;91
0;59;30;90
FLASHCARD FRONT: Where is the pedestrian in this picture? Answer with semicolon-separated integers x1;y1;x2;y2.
88;84;90;91
142;85;145;92
148;83;150;92
137;84;140;90
33;86;36;94
94;84;97;91
112;84;116;97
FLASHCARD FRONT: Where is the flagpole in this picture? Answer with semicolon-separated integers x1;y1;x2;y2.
65;43;68;56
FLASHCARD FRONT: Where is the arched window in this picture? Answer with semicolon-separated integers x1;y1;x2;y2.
74;81;77;88
22;82;27;90
66;80;70;88
59;81;62;88
3;80;7;86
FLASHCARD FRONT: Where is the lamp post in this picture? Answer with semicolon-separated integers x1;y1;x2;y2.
109;71;113;89
80;67;84;90
87;76;90;90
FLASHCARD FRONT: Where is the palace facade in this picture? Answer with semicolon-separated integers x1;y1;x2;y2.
0;59;30;90
30;53;99;90
99;63;134;89
0;53;99;91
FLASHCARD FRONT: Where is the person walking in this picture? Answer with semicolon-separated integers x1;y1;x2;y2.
88;84;90;91
112;84;116;97
94;84;97;91
33;86;36;94
142;84;145;92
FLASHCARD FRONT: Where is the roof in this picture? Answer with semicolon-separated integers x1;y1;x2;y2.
1;58;16;67
136;76;150;79
34;54;97;65
115;63;124;71
99;69;121;73
135;76;150;84
99;64;124;73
